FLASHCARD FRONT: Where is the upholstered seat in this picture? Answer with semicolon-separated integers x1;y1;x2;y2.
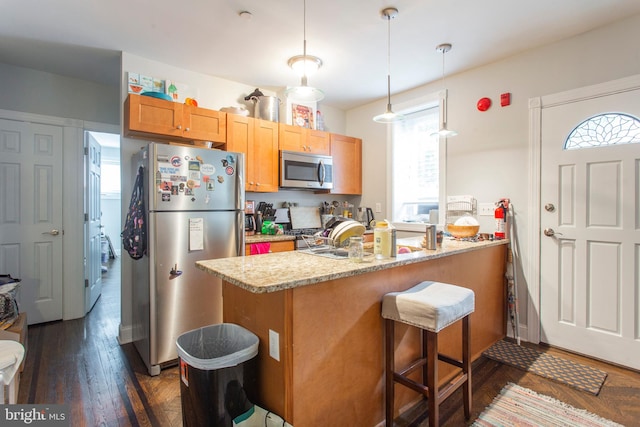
382;281;474;427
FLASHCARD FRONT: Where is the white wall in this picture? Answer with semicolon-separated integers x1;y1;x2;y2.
347;13;640;339
0;62;120;125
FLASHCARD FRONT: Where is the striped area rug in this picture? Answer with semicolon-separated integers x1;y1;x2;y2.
482;340;607;395
472;383;622;427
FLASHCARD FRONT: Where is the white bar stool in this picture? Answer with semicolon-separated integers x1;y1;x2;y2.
382;281;474;427
0;340;25;404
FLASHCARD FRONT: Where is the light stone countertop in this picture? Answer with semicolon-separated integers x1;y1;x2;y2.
197;236;509;294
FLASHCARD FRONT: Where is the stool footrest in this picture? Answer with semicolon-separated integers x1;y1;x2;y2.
393;372;430;398
438;353;463;369
437;373;469;403
397;357;426;378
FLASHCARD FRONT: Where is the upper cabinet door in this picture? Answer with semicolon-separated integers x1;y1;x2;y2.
307;130;330;155
252;119;279;193
125;94;183;138
330;134;362;195
278;124;330;155
182;105;226;142
124;94;226;144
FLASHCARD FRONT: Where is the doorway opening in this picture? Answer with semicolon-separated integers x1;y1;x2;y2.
86;131;121;315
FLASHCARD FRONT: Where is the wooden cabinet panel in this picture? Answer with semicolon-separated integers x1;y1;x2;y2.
279;123;330;155
252;120;279;192
124;94;226;144
330;133;362;195
125;94;183;137
184;106;226;142
307;129;330;154
226;114;254;188
227;115;279;193
245;240;295;254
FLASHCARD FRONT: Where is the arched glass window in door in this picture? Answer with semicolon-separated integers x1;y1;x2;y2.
564;113;640;150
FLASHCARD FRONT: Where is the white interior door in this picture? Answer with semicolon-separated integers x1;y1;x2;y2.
0;118;64;324
85;132;102;312
540;88;640;370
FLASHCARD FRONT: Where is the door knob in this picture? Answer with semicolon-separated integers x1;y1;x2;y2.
544;203;555;212
42;229;60;236
543;228;563;237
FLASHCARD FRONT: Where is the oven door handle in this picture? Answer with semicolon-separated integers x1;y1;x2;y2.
318;160;326;186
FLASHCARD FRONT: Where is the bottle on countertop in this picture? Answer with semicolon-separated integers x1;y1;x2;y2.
374;220;390;259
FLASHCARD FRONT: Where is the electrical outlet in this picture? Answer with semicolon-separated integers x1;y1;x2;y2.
269;329;280;361
375;202;382;213
479;203;495;216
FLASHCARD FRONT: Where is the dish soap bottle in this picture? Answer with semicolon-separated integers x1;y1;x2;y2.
374;220;390;259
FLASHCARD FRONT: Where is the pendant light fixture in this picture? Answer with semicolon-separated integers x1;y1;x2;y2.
373;7;404;123
285;0;324;102
433;43;457;137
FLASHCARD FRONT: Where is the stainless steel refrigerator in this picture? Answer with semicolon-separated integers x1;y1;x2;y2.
131;142;244;376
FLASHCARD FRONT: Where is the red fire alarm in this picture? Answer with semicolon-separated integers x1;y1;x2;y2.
500;92;511;107
477;97;491;112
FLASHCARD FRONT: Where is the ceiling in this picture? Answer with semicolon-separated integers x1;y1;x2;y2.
1;0;640;110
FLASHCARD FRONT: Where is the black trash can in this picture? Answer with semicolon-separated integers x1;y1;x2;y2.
176;323;259;427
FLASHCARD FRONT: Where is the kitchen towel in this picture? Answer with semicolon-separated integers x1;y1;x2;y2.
250;243;271;255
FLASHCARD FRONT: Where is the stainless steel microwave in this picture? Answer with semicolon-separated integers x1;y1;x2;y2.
280;150;333;190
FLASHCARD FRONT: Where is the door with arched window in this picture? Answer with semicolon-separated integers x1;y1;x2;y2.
540;88;640;370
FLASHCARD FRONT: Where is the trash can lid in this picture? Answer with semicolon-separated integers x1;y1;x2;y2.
176;323;259;371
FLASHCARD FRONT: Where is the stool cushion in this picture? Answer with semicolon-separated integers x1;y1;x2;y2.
382;281;475;332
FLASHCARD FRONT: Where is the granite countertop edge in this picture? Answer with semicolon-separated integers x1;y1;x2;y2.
245;234;297;244
196;238;509;294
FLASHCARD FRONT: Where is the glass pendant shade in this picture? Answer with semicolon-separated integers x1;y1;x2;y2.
288;54;322;76
432;43;456;137
286;0;324;102
285;75;325;102
373;8;404;123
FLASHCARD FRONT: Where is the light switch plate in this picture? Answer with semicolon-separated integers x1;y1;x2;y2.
269;329;280;361
479;203;494;216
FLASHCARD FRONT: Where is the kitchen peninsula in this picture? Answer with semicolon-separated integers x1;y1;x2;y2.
196;238;508;426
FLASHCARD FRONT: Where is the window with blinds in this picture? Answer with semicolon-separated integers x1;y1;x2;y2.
391;105;440;224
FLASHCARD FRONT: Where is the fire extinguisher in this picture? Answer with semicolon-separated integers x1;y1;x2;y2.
495;198;510;240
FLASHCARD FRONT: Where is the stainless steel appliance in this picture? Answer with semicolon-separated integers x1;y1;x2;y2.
280;150;333;190
131;143;244;376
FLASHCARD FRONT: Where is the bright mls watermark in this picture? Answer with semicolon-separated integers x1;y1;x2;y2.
1;405;69;426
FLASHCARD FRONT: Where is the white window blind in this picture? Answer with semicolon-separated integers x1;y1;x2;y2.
391;105;440;225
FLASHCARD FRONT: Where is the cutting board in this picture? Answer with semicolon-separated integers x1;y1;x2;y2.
289;206;322;229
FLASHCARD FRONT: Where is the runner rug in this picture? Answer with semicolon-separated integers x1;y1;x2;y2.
482;340;607;395
472;383;622;427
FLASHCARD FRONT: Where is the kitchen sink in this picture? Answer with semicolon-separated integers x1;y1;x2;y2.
298;247;350;260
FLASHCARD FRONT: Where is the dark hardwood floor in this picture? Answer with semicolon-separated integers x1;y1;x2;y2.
17;257;640;426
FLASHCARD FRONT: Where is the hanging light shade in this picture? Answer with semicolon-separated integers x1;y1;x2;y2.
432;43;457;137
373;7;404;123
285;0;324;102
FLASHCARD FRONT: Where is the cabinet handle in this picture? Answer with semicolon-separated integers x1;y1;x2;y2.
177;125;182;130
185;127;190;132
256;183;260;186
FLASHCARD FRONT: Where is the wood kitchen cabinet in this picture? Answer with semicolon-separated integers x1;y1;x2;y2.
226;114;279;193
330;133;362;195
279;123;330;155
124;94;226;144
244;240;295;254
